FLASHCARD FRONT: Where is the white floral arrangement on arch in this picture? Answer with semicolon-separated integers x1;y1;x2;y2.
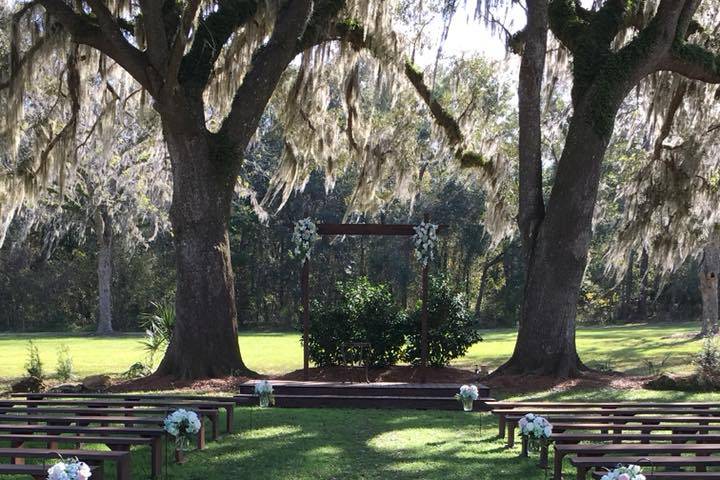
518;413;552;450
412;221;438;267
47;457;92;480
292;218;320;261
164;409;202;450
600;465;646;480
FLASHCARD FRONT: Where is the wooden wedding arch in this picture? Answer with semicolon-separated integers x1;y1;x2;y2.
298;215;447;380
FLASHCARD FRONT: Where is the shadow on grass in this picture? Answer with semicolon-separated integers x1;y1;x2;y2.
153;408;542;480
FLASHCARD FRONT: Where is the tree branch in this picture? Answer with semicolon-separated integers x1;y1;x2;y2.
547;0;587;53
403;63;484;167
652;79;687;161
35;0;154;91
219;0;314;151
660;42;720;84
309;21;486;168
166;0;202;87
178;0;260;94
517;0;547;263
138;0;171;72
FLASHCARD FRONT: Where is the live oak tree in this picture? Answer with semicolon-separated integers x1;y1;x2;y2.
2;0;485;378
496;0;720;376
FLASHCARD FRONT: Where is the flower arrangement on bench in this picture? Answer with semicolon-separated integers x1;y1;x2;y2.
47;457;92;480
164;409;202;464
600;465;646;480
519;413;552;448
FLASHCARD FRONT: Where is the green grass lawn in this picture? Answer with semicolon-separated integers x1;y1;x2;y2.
0;322;704;383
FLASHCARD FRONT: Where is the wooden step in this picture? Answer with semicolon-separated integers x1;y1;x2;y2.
235;393;494;411
238;381;491;398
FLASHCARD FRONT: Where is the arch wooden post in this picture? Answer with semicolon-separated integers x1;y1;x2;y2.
302;258;310;380
420;213;430;380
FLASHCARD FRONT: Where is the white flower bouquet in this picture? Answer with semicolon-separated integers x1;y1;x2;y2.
412;222;439;267
292;218;320;261
454;384;479;411
164;409;202;452
254;380;275;407
600;465;646;480
518;413;552;451
47;458;92;480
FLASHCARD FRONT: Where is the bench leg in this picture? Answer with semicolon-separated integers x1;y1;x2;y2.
226;407;234;433
198;421;207;450
93;465;105;480
117;456;131;480
576;466;587;480
498;415;506;438
520;436;528;457
553;450;564;480
507;422;516;448
211;414;219;440
152;437;163;479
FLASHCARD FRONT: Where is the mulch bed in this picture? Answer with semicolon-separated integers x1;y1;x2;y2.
104;366;651;397
277;365;481;384
108;374;252;394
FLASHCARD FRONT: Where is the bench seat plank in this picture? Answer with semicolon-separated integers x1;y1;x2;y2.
571;456;720;480
0;463;103;480
0;447;129;480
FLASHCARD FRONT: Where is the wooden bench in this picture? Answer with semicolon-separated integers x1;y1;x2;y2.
13;393;238;433
0;405;220;439
0;413;207;448
1;398;233;434
555;443;720;480
0;463;103;480
494;405;720;438
0;448;130;480
506;415;720;447
571;456;720;480
0;433;162;478
0;423;164;437
543;433;720;472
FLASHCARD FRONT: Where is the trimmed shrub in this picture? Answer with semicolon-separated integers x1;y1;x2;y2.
404;276;482;367
25;340;44;379
695;337;720;386
306;277;406;368
56;344;74;381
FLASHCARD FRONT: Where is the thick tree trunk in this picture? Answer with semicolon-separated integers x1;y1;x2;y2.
699;241;720;337
95;208;114;335
498;97;619;377
156;128;250;379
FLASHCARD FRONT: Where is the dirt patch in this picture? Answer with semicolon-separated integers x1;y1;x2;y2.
484;371;651;398
104;367;652;397
109;374;252;394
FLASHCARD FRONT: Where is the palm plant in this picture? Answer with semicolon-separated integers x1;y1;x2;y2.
140;300;176;361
